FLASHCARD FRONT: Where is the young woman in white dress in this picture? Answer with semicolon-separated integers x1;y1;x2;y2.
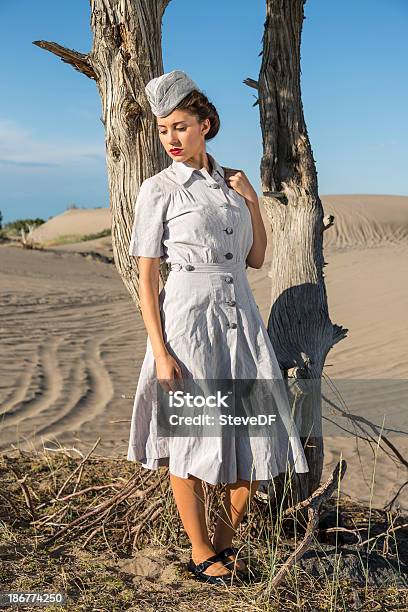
129;70;309;586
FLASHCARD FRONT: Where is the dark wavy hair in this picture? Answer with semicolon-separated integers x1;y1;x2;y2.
174;90;220;141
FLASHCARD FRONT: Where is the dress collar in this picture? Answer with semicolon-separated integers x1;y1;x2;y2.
171;152;225;185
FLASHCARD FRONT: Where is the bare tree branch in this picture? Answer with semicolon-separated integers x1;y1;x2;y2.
33;40;96;79
243;77;259;90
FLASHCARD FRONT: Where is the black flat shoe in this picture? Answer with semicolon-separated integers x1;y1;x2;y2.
187;552;234;585
217;546;256;583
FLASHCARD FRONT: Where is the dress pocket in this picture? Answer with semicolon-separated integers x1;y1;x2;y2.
160;271;213;347
162;309;211;356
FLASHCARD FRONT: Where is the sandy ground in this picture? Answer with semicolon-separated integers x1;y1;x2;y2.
1;194;407;511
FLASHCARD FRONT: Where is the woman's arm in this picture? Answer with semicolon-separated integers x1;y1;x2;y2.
243;195;267;269
128;178;182;390
224;168;267;269
138;256;183;392
138;256;168;360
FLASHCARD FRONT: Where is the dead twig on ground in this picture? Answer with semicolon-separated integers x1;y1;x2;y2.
56;438;101;499
270;459;347;589
4;459;38;521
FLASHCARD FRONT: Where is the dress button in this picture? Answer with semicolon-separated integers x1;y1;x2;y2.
225;227;233;234
224;276;233;284
226;300;236;306
185;264;195;271
228;322;237;329
208;183;220;189
225;252;233;259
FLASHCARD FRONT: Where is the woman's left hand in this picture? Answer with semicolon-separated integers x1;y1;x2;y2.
223;168;258;204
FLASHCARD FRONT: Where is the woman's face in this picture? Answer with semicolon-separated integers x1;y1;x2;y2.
156;109;210;161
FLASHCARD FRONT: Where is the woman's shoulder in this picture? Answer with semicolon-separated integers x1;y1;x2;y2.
142;166;181;196
136;168;179;215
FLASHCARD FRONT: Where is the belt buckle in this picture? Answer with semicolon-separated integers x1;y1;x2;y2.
170;262;182;271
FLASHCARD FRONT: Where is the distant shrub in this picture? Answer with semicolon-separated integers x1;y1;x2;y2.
3;218;45;235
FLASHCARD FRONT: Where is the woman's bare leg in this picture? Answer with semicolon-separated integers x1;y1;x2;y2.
169;473;231;577
212;478;261;571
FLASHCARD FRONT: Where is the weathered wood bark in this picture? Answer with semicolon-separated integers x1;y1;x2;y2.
34;0;172;314
247;0;348;503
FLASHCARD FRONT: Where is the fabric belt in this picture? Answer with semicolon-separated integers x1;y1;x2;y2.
168;261;247;273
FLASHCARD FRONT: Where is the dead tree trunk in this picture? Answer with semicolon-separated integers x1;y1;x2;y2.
33;0;172;313
247;0;348;503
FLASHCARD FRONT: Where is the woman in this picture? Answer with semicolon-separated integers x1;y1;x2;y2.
127;70;309;586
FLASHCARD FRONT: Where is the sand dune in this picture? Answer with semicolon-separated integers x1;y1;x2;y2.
1;194;407;511
32;207;110;244
321;194;408;249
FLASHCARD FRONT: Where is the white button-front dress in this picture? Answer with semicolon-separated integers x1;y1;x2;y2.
127;152;309;485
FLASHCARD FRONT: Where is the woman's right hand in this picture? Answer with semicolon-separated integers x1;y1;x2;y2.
155;352;184;393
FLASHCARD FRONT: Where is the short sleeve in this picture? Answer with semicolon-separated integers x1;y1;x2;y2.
128;178;165;257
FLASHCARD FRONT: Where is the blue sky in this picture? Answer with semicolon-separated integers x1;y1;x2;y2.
0;0;407;224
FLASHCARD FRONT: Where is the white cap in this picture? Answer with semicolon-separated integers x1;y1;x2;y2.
145;70;201;117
